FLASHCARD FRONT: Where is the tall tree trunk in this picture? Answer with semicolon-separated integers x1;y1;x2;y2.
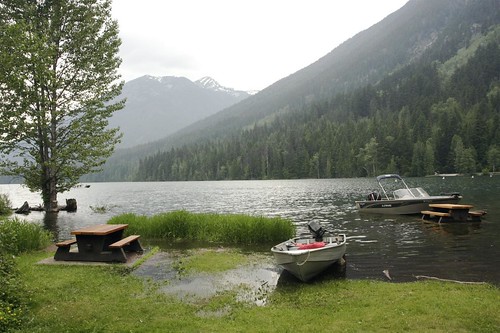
48;182;58;212
42;186;58;212
42;170;59;212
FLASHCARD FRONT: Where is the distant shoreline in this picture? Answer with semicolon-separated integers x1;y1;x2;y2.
427;172;499;177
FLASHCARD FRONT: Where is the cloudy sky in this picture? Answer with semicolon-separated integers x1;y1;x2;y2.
112;0;408;91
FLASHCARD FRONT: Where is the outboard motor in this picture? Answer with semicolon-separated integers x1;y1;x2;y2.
307;221;326;241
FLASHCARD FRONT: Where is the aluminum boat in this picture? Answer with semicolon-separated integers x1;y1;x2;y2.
271;222;346;282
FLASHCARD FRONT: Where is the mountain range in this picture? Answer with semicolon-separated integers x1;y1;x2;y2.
85;0;500;181
109;76;251;148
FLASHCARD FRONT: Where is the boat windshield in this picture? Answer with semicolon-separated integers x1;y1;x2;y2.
393;189;414;199
410;187;429;198
393;187;429;199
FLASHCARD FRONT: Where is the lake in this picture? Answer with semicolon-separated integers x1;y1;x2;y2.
2;176;499;284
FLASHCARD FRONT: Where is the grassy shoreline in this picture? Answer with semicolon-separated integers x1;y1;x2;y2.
14;249;500;332
2;212;499;332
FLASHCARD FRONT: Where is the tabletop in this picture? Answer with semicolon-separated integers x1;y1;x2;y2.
429;203;473;210
71;224;128;236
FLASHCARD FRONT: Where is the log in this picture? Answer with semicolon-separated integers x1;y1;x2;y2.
30;205;45;212
415;275;486;285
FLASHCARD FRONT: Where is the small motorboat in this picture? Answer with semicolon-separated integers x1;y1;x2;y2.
271;222;346;282
355;174;461;215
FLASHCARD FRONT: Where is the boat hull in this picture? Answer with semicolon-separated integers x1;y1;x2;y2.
271;235;346;282
355;196;461;215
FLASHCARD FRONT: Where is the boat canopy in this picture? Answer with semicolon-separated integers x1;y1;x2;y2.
376;174;404;182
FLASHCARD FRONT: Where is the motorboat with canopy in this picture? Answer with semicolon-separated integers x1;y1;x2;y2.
355;174;461;215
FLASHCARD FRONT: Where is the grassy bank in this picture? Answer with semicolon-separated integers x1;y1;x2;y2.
2;212;499;332
14;250;500;333
108;210;295;244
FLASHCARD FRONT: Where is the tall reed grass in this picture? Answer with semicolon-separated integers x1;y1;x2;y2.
0;218;52;255
108;210;295;244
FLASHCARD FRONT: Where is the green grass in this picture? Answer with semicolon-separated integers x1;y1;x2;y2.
108;210;295;245
3;212;499;332
13;250;500;333
175;248;255;274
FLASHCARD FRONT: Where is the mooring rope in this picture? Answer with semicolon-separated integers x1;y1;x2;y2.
296;250;311;266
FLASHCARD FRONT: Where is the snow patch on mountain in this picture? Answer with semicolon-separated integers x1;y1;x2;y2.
137;75;257;95
195;76;255;97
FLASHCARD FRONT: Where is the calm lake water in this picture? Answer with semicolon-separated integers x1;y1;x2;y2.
2;176;499;284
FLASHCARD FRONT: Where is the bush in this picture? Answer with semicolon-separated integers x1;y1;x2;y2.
0;254;29;333
0;218;52;255
0;219;51;332
0;194;12;217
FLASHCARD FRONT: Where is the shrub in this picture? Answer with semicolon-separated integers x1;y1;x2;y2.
0;254;29;333
0;194;12;217
0;219;51;331
0;218;52;255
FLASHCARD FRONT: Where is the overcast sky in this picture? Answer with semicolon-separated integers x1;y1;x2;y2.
112;0;409;91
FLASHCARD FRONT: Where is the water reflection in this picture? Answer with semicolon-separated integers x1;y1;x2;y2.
421;220;482;236
133;251;282;306
43;212;60;239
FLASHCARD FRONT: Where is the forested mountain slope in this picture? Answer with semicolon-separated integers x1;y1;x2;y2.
89;0;500;181
156;0;494;144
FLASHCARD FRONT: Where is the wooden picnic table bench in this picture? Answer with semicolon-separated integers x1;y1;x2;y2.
428;203;472;222
55;239;77;247
420;210;451;223
54;224;143;263
429;203;474;210
423;203;485;223
109;235;143;252
71;223;128;236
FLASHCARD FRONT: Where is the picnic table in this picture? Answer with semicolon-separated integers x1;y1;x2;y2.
421;203;485;223
428;203;473;222
54;224;143;263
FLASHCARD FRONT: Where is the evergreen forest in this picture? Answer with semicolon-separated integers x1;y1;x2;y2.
78;0;500;183
136;28;500;181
